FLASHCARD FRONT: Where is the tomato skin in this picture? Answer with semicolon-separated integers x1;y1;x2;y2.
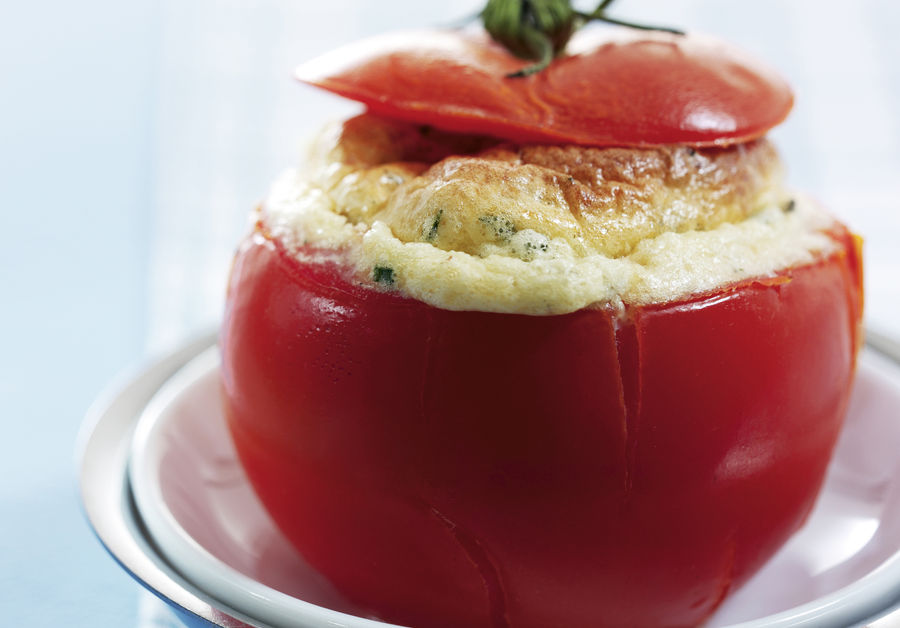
220;228;862;627
295;29;793;148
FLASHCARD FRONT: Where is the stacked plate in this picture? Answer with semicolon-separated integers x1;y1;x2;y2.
78;333;900;628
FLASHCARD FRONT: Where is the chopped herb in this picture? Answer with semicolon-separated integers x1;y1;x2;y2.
373;266;395;285
515;236;550;261
479;214;517;242
783;199;796;213
424;209;443;241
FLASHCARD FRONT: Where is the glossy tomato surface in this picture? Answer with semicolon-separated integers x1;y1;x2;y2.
295;29;793;148
220;227;862;628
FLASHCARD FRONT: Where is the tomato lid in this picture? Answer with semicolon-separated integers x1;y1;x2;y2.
295;28;793;148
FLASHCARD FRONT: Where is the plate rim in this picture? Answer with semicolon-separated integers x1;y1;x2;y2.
77;332;256;628
129;346;404;628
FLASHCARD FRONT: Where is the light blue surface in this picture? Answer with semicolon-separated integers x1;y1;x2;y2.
2;1;900;626
0;1;158;625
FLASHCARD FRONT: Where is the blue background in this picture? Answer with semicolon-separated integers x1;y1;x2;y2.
1;2;158;625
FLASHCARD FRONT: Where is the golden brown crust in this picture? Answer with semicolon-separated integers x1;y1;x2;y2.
315;114;787;259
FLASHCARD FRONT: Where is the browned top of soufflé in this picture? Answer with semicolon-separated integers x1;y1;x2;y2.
264;113;830;314
313;113;786;259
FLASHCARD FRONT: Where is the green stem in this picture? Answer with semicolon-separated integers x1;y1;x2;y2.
480;0;684;77
579;12;685;35
506;27;555;77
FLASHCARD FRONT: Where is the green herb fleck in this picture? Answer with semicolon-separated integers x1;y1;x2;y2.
424;209;443;242
783;199;796;213
515;237;550;261
373;266;395;285
479;215;517;243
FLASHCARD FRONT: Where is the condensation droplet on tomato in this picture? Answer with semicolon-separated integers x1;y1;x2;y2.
312;296;352;320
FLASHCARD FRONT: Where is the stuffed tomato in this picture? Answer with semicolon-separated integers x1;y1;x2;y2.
221;28;863;628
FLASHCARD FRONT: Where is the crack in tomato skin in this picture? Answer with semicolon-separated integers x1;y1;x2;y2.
428;506;510;628
221;222;861;627
296;28;793;148
613;312;641;499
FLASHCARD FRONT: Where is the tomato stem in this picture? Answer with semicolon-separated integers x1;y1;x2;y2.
578;9;684;35
481;0;684;77
506;27;555;77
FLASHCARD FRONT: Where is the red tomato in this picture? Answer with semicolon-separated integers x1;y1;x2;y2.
295;29;794;148
220;226;862;628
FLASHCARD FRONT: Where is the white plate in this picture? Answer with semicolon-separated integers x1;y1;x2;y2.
129;347;900;628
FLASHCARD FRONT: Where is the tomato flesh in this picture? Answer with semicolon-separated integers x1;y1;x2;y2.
295;29;794;148
220;227;862;627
